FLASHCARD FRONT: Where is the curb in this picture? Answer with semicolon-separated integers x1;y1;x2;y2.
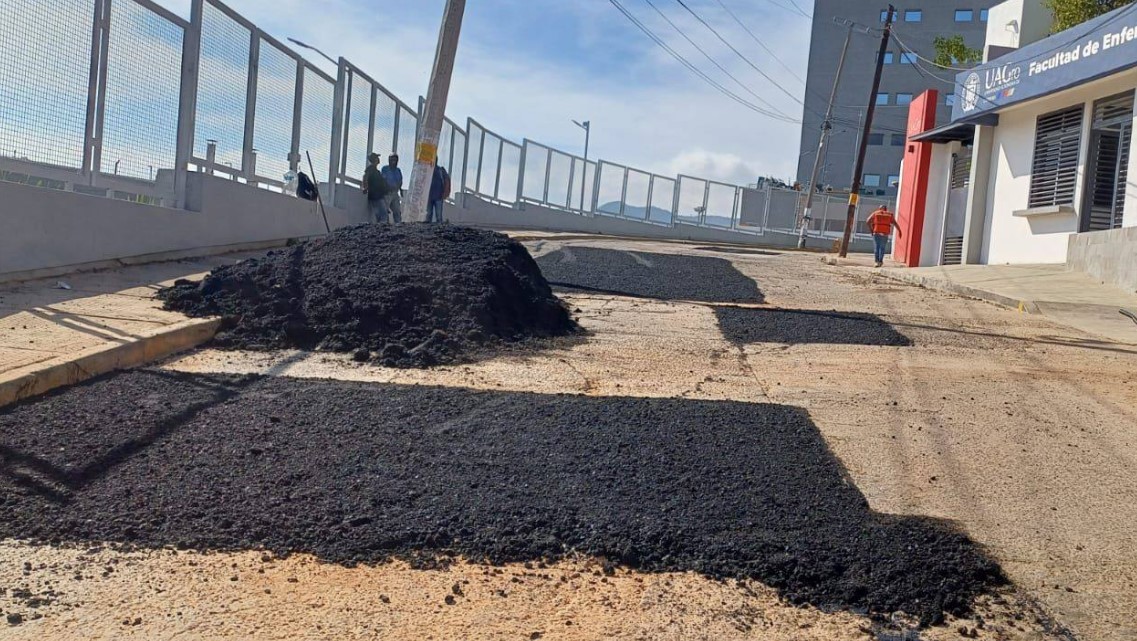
0;318;220;409
877;269;1041;314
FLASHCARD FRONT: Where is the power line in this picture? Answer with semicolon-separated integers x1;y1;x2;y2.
672;0;806;107
640;0;795;119
711;0;806;84
606;0;800;123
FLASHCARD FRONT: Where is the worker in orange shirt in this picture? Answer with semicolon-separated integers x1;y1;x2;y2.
866;205;901;268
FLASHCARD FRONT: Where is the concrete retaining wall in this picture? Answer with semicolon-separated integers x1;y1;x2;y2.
1;176;876;281
0;174;370;280
1068;226;1137;293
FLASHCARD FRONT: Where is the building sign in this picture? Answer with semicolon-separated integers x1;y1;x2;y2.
952;5;1137;121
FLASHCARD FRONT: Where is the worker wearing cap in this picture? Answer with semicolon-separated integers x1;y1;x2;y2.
380;154;404;224
866;205;901;268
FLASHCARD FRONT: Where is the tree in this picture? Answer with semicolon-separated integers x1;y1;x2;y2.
1045;0;1134;32
931;35;983;68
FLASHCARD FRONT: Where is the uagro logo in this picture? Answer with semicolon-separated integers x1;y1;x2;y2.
961;72;981;113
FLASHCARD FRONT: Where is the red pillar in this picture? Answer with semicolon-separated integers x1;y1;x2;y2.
894;90;937;267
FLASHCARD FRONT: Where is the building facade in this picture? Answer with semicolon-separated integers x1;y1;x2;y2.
797;1;1000;197
899;1;1137;292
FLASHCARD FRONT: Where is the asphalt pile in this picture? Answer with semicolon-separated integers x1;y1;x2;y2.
158;225;577;367
536;247;765;303
0;370;1006;625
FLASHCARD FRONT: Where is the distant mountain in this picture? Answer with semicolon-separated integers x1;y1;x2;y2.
597;202;675;223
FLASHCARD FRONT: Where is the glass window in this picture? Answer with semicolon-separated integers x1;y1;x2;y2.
876;93;890;105
880;9;891;22
863;174;882;187
980;9;989;21
905;9;922;21
881;51;895;64
888;175;901;187
891;134;906;146
868;133;885;145
945;93;956;106
955;9;973;21
896;93;914;106
899;52;917;64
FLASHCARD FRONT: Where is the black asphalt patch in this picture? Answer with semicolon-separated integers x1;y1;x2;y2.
692;246;781;256
715;307;913;347
158;225;577;368
0;370;1003;625
536;247;764;303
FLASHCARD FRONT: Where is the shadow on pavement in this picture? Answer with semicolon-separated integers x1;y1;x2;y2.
537;247;764;303
714;307;913;347
0;370;1002;625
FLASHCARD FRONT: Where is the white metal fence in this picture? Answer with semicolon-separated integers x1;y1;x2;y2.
0;0;889;242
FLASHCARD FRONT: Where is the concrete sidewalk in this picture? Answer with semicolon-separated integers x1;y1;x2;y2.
0;254;257;406
878;263;1137;344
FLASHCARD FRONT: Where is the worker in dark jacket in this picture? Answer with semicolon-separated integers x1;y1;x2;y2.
427;160;451;224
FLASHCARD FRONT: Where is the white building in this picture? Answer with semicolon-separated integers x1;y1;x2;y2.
901;0;1137;292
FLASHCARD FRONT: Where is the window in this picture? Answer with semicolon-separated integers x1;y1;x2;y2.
891;134;906;146
1028;106;1084;208
888;175;901;187
896;93;914;105
876;93;890;105
955;9;973;21
868;133;885;145
880;9;892;22
863;174;882;187
980;9;989;21
899;52;917;64
881;51;895;64
945;93;956;107
905;9;922;22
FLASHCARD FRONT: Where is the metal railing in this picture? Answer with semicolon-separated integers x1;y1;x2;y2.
0;0;892;240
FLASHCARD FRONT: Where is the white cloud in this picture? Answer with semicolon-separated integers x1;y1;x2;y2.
666;150;761;185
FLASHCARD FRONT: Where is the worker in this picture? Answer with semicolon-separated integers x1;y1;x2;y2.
866;205;901;268
380;154;404;224
362;153;390;223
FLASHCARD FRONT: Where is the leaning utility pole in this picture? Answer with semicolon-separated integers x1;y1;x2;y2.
406;0;466;222
839;5;894;257
798;21;853;249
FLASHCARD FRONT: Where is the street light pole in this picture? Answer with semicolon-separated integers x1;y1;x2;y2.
407;0;466;223
286;38;336;67
798;22;853;249
572;119;590;210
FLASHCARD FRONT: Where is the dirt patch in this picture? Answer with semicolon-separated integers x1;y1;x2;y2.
536;247;765;303
0;370;1006;626
158;225;577;368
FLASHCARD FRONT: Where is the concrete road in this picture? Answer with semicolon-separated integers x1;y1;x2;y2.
2;237;1135;640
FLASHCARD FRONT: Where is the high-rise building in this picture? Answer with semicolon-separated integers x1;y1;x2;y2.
797;2;1001;196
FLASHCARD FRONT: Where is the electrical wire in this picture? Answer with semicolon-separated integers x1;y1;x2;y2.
640;0;795;119
606;0;800;123
711;0;806;84
671;0;807;107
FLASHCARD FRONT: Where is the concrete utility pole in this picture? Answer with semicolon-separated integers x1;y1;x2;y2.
406;0;466;222
798;21;853;249
839;5;894;257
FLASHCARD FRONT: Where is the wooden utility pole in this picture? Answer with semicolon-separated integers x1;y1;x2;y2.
839;5;894;257
799;21;853;249
406;0;466;222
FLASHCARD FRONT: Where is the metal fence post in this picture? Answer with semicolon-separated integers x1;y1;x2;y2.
542;147;552;204
590;161;601;216
366;86;377;157
327;58;348;204
566;156;576;209
89;0;112;184
474;125;484;193
493;138;503;200
82;0;106;182
241;30;260;180
670;177;680;227
618;166;629;217
645;175;655;222
700;181;709;225
174;0;204;207
289;62;303;172
516;140;527;204
391;104;400;155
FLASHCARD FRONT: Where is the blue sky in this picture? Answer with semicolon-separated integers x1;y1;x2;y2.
153;0;813;183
